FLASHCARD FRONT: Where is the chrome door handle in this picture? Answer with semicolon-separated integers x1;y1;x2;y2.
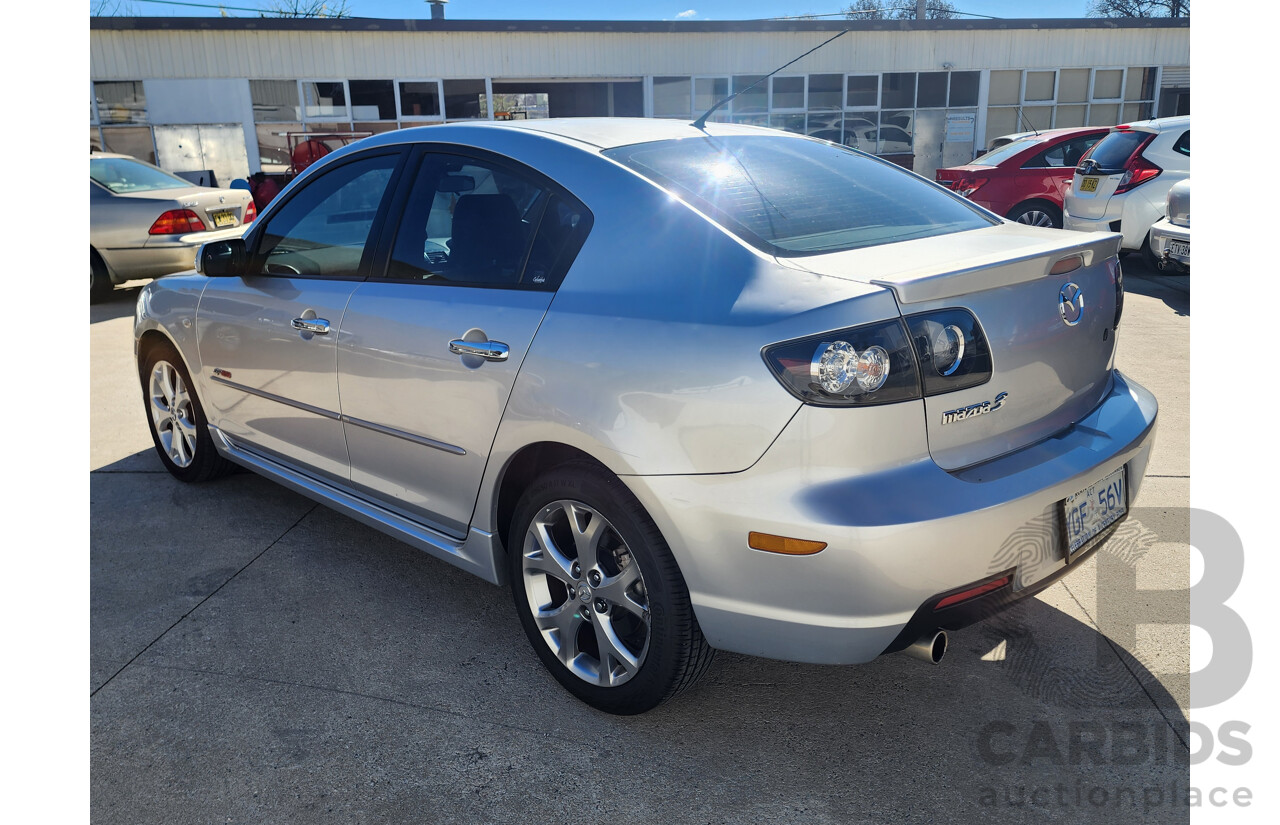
449;339;509;362
291;318;331;335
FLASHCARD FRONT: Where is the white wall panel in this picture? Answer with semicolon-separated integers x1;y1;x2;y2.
91;28;1189;81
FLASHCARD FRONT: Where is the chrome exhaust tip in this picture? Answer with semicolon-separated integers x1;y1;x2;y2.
904;630;948;664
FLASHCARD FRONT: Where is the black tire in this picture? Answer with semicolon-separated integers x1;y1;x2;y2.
140;341;236;483
508;461;714;714
91;251;113;304
1007;201;1062;229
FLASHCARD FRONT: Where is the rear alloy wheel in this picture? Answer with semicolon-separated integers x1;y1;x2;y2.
509;462;713;714
142;343;236;483
1008;203;1062;229
91;253;112;304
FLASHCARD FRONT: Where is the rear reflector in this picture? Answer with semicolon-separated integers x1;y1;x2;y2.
748;532;827;555
1050;255;1083;276
935;575;1012;609
149;209;206;235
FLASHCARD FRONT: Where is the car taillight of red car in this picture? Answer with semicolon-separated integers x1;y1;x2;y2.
952;177;988;198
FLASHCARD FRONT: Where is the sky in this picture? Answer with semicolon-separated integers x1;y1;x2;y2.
102;1;1098;21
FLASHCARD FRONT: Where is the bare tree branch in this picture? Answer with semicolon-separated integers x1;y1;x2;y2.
1087;0;1189;17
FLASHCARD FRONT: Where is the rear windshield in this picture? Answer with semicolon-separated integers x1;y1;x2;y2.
1083;131;1148;172
971;136;1042;167
90;156;192;194
603;135;996;256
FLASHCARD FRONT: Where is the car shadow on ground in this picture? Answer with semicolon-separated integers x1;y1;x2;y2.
90;281;149;323
91;454;1190;824
1124;257;1189;318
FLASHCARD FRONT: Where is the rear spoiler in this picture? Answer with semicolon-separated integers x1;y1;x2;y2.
870;232;1122;305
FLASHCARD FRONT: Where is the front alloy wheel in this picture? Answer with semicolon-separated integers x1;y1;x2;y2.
149;360;197;468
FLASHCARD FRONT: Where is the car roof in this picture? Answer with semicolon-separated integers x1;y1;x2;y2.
382;117;802;151
1113;115;1190;133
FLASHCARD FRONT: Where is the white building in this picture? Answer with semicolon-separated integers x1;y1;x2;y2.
89;15;1190;186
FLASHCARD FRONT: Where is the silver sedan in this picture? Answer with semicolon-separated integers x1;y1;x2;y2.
91;153;255;302
133;118;1157;714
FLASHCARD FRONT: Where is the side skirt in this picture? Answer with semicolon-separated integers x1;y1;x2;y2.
209;425;505;585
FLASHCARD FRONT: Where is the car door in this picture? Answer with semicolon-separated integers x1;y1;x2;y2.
196;148;405;481
337;148;592;537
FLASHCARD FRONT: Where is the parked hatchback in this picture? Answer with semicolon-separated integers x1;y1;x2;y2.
134;119;1156;714
1064;116;1190;264
936;127;1109;228
90;153;256;302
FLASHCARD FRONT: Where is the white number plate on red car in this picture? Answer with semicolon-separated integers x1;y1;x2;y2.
1063;466;1127;554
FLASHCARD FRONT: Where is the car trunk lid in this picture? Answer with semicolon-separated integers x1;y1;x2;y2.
781;223;1123;470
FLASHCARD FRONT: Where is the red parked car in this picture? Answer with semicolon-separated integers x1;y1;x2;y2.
935;127;1108;229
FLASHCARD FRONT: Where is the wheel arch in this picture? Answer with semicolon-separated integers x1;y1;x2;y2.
1007;197;1063;218
136;328;185;386
492;441;615;556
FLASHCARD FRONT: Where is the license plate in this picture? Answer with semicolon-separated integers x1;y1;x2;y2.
1080;177;1099;193
1063;466;1127;555
1168;240;1189;258
211;209;236;228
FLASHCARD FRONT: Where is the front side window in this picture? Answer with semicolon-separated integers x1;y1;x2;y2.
253;152;399;278
385;153;589;289
604;135;996;256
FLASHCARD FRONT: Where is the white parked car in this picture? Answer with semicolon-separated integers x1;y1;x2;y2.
1149;178;1190;272
1063;116;1190;265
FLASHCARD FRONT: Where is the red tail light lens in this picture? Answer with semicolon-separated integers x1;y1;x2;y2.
1115;156;1161;194
243;199;257;224
148;209;206;235
955;177;988;198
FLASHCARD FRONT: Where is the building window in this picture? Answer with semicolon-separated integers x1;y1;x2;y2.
986;67;1157;137
770;76;805;111
917;72;948;108
443;79;488;120
99;126;157;164
731;75;768;116
302;81;349;120
845;75;878;109
399;80;443;120
349;80;397;121
880;73;916;110
693;77;730;120
94;81;147;125
653;76;692;118
250;80;300;122
807;74;843;111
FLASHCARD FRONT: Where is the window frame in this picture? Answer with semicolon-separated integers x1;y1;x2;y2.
769;75;807;114
368;144;595;293
395;78;447;123
242;146;410;283
844;73;881;112
299;78;352;124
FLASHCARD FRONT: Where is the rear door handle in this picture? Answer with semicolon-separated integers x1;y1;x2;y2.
449;339;509;362
291;318;331;335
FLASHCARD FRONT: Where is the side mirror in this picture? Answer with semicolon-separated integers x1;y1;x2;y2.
196;238;247;277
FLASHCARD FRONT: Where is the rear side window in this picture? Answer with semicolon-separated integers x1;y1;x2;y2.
1082;131;1148;172
604;135;996;256
1173;130;1190;156
1025;135;1102;169
972;137;1041;167
385;152;591;290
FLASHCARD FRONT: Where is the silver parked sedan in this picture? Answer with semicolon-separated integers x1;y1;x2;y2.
133;118;1157;714
91;153;255;302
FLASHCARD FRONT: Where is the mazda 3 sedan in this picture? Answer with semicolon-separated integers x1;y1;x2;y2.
134;118;1157;714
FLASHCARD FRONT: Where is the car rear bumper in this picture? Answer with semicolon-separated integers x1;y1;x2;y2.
623;371;1158;665
1149;219;1190;266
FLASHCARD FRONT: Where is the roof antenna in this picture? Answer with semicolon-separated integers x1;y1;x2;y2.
1015;106;1040;137
692;28;851;131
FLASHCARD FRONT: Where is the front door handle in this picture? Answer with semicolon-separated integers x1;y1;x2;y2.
449;339;509;362
291;318;331;335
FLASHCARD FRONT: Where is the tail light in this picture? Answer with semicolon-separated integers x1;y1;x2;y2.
243;199;257;224
1108;256;1125;329
148;209;206;235
953;177;988;198
1114;135;1160;194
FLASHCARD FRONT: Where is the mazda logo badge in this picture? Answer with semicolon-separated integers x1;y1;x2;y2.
1059;282;1084;326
